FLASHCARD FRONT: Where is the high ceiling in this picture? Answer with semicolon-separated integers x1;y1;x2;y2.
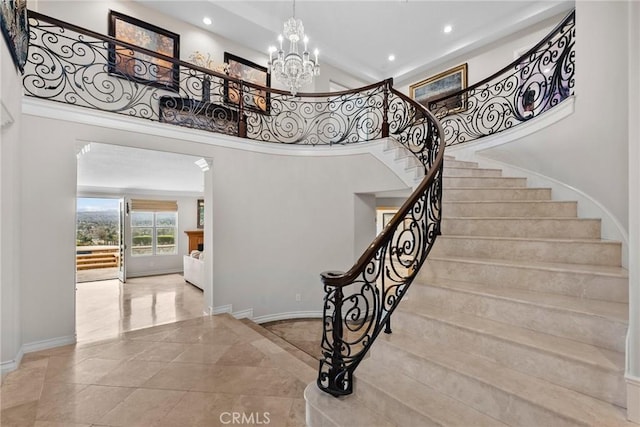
139;0;574;84
80;1;574;195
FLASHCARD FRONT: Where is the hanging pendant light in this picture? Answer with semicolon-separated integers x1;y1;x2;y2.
267;0;320;96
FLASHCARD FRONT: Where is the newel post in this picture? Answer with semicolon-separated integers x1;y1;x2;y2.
382;78;393;138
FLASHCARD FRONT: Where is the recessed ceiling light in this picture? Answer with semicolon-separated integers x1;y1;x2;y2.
388;54;395;62
203;17;212;26
195;158;210;172
443;25;453;34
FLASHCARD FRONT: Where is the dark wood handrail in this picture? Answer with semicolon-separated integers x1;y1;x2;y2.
429;9;575;107
321;87;445;287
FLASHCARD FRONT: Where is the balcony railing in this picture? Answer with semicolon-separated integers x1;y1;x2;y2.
430;10;575;146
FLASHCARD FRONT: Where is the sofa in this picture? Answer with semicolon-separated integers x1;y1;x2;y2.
183;251;205;290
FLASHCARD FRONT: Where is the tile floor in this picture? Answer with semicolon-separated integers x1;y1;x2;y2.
76;274;204;343
1;274;322;426
1;314;314;427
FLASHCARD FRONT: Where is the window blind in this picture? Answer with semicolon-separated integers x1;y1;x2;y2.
130;199;178;212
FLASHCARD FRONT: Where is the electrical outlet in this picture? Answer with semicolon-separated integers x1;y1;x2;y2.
295;293;301;302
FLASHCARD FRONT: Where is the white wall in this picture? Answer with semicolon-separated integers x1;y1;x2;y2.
478;1;629;232
396;12;564;94
16;108;405;354
627;0;640;421
1;30;24;372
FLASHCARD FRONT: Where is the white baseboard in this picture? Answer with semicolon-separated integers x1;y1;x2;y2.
22;335;76;354
1;335;76;376
1;347;24;376
212;304;233;315
232;308;254;320
252;310;323;324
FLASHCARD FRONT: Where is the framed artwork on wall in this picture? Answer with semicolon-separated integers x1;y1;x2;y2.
223;52;270;113
1;0;29;74
108;10;180;91
410;63;468;114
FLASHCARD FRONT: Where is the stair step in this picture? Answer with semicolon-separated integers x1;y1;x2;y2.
393;304;625;406
421;256;628;303
355;362;507;427
238;319;318;369
431;235;622;266
370;333;632;426
444;176;527;188
443;166;502;177
405;278;627;352
442;187;552;201
305;383;395;427
442;200;577;217
443;159;479;168
441;217;600;238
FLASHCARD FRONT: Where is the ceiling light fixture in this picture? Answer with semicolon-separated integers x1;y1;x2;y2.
388;54;396;61
267;0;319;96
443;25;453;34
202;17;212;26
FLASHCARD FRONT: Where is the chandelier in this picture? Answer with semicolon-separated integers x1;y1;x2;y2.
268;0;320;96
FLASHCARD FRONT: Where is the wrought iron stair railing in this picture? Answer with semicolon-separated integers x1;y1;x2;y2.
430;9;575;146
23;10;446;397
22;9;575;399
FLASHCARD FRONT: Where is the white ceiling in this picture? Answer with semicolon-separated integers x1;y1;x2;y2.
81;1;574;194
77;144;206;195
138;0;574;84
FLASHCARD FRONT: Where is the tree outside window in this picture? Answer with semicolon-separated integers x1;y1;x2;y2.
131;211;177;256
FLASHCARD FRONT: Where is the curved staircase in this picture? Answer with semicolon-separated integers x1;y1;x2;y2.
306;155;630;426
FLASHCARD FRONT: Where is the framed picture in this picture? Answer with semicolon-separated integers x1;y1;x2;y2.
224;52;270;113
108;10;180;91
1;0;29;74
410;63;468;114
197;199;204;229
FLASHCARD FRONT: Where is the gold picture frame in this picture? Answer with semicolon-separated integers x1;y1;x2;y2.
410;63;468;114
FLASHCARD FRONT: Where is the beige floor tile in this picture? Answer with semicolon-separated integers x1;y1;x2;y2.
36;384;133;424
94;360;168;387
190;365;307;398
130;342;189;362
98;388;186;426
44;358;122;385
76;274;203;344
213;342;272;367
171;343;231;364
2;276;320;427
34;420;92;426
157;391;236;427
141;362;213;391
0;379;44;411
287;398;307;427
0;400;38;426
